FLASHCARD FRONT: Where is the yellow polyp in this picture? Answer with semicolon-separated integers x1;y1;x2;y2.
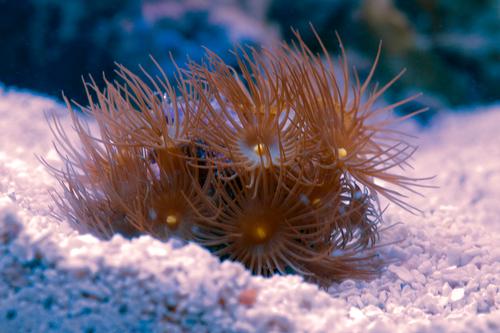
338;147;347;159
253;143;266;155
255;105;278;116
166;215;178;227
255;226;267;241
269;106;278;116
312;198;321;206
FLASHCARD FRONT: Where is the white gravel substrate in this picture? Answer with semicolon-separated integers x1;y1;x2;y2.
0;86;499;333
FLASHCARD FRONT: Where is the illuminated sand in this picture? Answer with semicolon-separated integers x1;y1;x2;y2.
0;87;499;332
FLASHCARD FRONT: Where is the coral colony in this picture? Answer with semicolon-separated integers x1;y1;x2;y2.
43;31;428;286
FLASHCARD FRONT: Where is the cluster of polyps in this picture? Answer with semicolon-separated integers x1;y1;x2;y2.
44;31;428;286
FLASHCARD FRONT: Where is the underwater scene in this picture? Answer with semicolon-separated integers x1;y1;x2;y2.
0;1;499;332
